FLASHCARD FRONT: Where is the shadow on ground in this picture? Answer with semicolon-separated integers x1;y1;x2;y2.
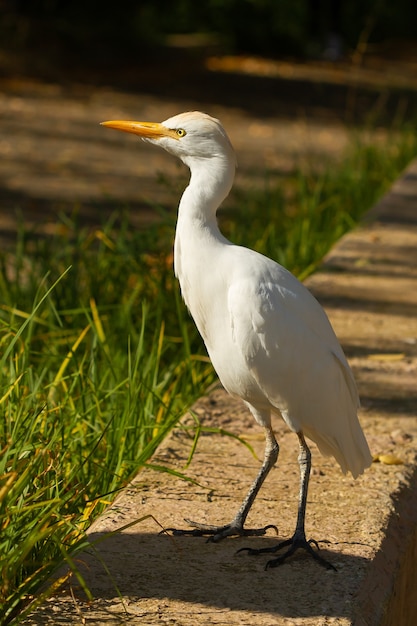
54;531;368;622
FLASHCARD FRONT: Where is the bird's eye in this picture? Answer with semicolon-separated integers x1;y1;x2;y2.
176;128;186;138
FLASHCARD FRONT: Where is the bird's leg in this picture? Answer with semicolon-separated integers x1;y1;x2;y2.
166;425;279;541
239;432;336;570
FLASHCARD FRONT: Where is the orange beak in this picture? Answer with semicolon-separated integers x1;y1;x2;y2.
100;120;178;140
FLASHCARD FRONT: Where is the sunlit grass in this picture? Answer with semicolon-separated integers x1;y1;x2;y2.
1;125;416;624
221;130;417;278
0;226;213;623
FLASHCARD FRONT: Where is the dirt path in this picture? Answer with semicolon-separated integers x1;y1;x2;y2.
0;81;346;243
2;50;416;243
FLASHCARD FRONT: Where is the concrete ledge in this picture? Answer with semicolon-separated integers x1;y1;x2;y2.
26;161;417;625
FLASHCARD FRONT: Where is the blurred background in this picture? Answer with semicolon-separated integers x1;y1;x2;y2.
2;0;417;69
2;4;417;620
1;0;417;234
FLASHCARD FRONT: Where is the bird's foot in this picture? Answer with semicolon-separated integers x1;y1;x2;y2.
238;531;336;571
165;518;278;542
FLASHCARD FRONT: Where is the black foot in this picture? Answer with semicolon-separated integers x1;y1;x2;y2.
237;533;336;571
164;518;278;542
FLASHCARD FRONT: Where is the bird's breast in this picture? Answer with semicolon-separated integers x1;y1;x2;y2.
178;273;266;405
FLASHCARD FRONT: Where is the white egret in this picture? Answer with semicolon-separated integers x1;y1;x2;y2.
101;112;372;569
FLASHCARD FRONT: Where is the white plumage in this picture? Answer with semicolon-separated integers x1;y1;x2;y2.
102;111;372;569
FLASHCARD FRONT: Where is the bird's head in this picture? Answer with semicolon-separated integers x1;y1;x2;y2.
101;111;237;171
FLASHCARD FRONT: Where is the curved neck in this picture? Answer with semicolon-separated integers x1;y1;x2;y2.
174;155;235;279
179;154;235;221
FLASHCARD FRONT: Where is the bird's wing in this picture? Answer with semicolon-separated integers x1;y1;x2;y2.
227;260;356;404
227;259;369;476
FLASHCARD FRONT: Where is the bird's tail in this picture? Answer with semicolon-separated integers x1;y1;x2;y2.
304;418;372;478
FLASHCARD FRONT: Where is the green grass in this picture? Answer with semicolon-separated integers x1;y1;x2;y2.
1;127;417;624
0;221;213;623
221;131;417;279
